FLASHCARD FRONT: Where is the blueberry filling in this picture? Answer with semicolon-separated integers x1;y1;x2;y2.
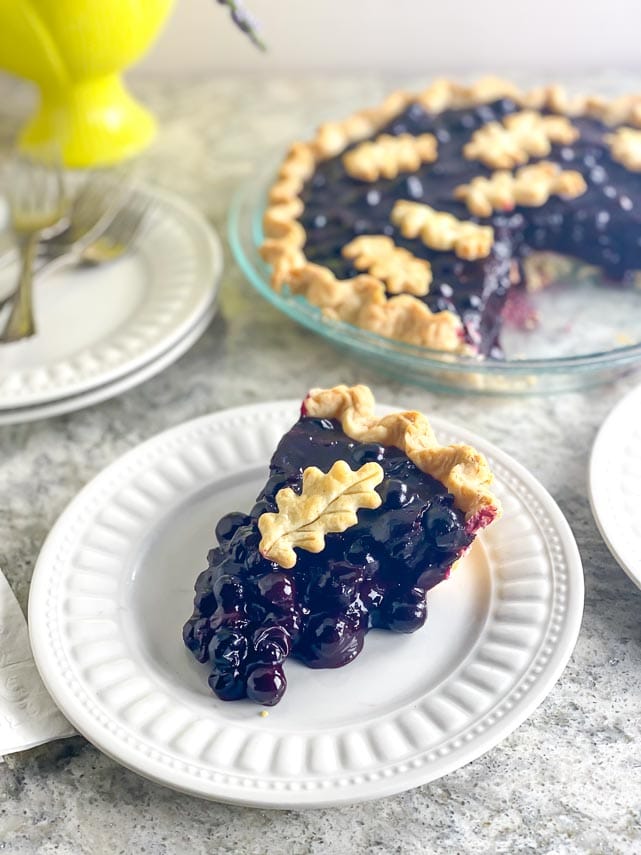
298;98;641;357
183;416;473;705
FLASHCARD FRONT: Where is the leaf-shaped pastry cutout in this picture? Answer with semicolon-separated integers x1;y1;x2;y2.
258;460;384;569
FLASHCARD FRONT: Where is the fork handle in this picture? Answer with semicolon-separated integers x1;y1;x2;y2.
1;233;39;342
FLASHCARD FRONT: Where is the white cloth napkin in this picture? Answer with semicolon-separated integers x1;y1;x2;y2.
0;568;75;756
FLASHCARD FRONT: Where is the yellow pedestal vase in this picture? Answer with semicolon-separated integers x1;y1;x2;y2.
0;0;174;168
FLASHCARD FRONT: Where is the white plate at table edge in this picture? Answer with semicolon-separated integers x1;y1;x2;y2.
589;382;641;589
0;184;222;410
0;302;216;426
28;401;584;807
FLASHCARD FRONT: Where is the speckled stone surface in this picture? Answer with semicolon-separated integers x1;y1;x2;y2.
1;73;641;855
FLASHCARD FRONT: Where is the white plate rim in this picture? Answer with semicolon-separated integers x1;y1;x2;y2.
588;383;641;589
0;302;216;426
0;184;222;409
28;401;584;808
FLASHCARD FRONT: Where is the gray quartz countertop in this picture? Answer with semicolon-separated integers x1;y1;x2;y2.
1;74;641;855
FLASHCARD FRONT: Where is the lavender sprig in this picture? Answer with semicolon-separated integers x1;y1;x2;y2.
216;0;266;51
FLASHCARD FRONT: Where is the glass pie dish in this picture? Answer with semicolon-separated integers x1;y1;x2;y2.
229;159;641;394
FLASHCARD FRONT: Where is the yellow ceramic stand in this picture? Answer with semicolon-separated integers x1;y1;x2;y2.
0;0;174;168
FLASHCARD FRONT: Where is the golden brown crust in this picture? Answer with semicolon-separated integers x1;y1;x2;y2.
342;133;438;182
605;127;641;172
302;385;501;529
260;77;641;353
454;162;587;217
463;111;579;170
288;266;465;352
415;76;522;113
341;235;432;296
390;201;494;260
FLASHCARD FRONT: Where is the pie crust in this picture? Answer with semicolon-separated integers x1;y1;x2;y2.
454;161;587;217
343;132;438;182
302;384;501;532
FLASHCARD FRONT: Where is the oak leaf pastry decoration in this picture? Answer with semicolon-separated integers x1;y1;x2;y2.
342;235;433;296
391;200;494;260
258;460;384;569
454;161;588;217
343;133;438;182
464;110;579;169
605;127;641;172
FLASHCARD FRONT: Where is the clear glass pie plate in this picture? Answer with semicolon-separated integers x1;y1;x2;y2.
228;160;641;395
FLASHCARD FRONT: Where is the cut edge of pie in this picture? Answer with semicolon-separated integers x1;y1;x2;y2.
260;76;641;355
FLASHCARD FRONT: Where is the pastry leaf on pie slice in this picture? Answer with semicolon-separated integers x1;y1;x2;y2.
258;459;384;569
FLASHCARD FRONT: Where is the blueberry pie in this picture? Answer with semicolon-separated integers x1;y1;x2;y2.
260;77;641;357
183;385;501;705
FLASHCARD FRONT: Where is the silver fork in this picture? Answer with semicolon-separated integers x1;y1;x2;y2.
41;168;134;263
79;191;151;266
0;153;66;342
0;189;150;315
0;171;128;273
0;168;133;293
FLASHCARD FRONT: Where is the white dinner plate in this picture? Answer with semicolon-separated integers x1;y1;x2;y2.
0;302;216;426
28;401;584;807
589;383;641;589
0;185;221;410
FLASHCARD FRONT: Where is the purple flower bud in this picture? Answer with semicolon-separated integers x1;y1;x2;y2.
215;0;265;50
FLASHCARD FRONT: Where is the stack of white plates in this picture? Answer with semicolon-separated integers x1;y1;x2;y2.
0;186;222;425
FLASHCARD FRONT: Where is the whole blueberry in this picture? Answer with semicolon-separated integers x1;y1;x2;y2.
423;505;465;551
193;588;217;617
379;478;411;509
346;536;380;570
351;443;385;465
359;579;385;612
194;569;214;592
298;613;364;669
182;617;213;663
383;587;427;633
208;667;246;701
213;574;245;611
215;512;251;543
252;624;291;665
313;561;363;607
246;665;287;706
264;609;302;643
257;572;295;607
209;610;250;634
209;627;249;669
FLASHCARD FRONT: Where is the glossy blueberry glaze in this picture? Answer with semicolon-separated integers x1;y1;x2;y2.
183;416;473;705
299;98;641;356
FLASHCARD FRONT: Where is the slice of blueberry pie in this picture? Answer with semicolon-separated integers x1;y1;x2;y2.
260;77;641;357
183;385;501;705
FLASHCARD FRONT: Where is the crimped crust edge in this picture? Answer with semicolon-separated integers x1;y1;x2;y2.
301;384;502;532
